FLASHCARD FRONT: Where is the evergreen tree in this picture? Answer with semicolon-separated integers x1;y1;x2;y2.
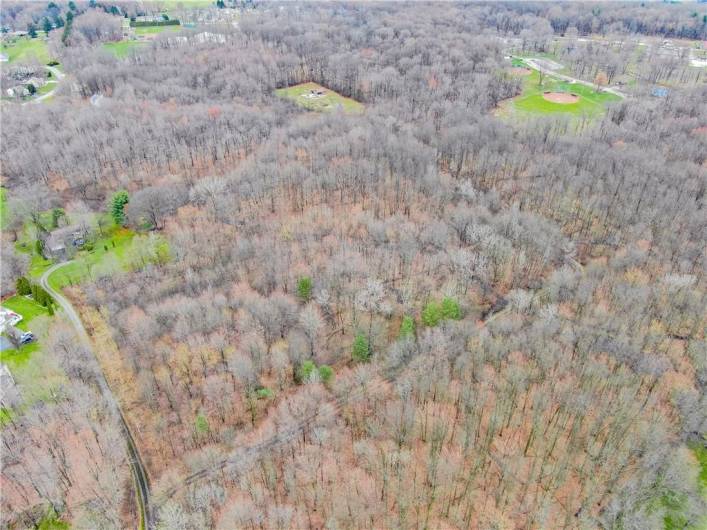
421;301;442;327
318;365;334;384
296;276;313;302
352;333;370;362
16;277;31;296
109;190;130;226
441;297;462;320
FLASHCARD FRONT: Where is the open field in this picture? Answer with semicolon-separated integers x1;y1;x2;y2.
0;35;52;64
134;25;182;36
103;40;147;58
276;82;364;114
499;69;620;117
46;227;137;290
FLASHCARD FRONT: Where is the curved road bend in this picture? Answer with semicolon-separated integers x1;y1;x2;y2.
41;262;152;530
21;65;66;106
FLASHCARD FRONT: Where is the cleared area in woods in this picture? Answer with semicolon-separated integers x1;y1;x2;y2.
276;82;364;114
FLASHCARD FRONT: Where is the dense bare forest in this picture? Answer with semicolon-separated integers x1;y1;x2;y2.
1;2;705;529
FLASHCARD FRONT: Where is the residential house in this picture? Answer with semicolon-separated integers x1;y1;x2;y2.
6;85;29;98
0;307;22;333
43;224;88;261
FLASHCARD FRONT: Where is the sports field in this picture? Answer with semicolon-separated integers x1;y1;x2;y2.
499;68;620;117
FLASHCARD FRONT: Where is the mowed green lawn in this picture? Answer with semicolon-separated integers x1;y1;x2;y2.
1;35;52;64
2;295;49;331
503;69;620;117
102;40;147;58
134;24;182;36
1;295;49;364
46;227;137;290
276;82;364;114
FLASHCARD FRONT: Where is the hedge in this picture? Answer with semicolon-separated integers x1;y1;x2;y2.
130;19;180;27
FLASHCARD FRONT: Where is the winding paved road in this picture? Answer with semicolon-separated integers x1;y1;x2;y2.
41;263;152;530
22;65;65;105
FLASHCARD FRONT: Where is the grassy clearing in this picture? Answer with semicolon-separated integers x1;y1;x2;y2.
276;82;364;114
500;69;620;118
0;35;52;64
46;226;137;290
134;25;182;36
102;40;147;58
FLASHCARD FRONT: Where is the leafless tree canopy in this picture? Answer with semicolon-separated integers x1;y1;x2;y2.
1;2;705;529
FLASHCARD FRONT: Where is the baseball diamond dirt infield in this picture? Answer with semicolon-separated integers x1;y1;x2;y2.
542;91;579;104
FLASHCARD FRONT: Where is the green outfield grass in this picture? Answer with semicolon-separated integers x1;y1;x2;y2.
500;70;620;118
0;35;52;64
276;82;364;114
